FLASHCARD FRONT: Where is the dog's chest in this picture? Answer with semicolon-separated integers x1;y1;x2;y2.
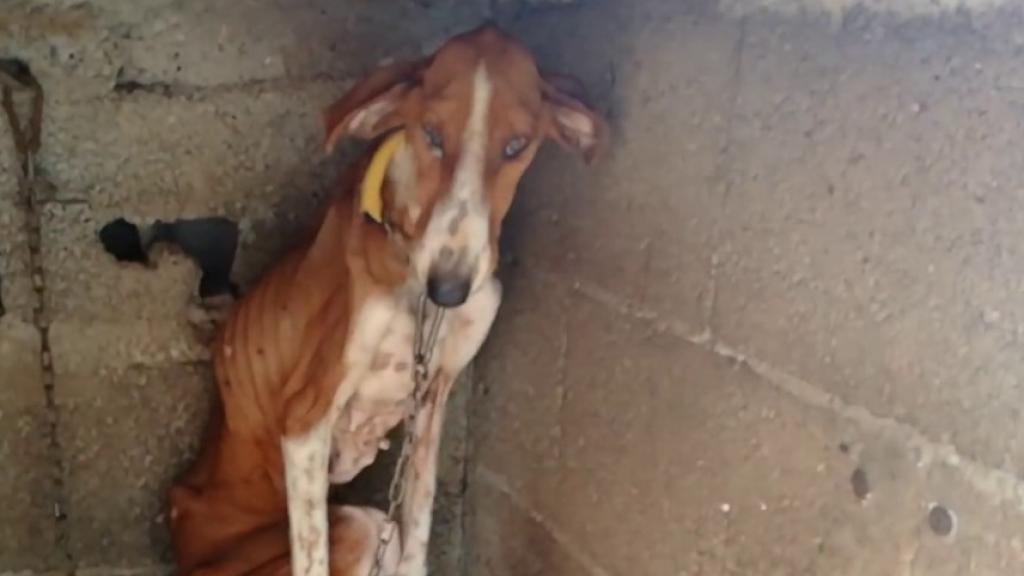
327;296;430;482
354;297;432;399
326;281;501;483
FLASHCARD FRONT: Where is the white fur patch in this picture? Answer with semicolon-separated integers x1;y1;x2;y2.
388;140;421;223
414;63;494;288
283;420;331;576
283;297;399;576
451;64;493;203
348;99;397;136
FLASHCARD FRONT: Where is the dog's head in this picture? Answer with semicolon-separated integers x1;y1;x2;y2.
324;24;608;308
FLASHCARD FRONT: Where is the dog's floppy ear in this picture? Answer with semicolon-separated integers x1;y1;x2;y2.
324;59;428;152
542;73;609;165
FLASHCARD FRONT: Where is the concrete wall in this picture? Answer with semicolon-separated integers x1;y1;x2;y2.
466;1;1024;574
0;2;487;574
6;1;1024;575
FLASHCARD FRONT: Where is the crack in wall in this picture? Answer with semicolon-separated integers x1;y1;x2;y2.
700;15;746;343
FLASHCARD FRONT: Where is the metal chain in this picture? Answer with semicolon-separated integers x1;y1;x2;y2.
1;59;43;181
369;293;445;576
2;60;71;553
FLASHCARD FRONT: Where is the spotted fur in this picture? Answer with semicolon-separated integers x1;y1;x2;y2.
168;24;607;576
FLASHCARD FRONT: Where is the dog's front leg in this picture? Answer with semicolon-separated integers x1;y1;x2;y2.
283;416;333;576
394;372;456;576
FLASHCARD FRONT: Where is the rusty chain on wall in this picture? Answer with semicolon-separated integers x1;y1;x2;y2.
0;59;43;184
1;58;71;562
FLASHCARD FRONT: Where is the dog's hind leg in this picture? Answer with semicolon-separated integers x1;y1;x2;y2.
329;507;401;576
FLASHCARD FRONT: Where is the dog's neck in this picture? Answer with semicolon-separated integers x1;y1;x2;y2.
297;136;423;308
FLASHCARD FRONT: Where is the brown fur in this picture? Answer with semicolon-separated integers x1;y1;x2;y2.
169;24;607;576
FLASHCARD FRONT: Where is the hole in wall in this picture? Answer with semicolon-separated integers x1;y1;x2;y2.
850;467;871;502
99;218;149;264
99;216;240;299
928;503;957;538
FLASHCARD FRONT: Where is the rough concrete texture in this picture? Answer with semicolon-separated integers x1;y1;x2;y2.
467;1;1024;574
469;288;1024;574
56;363;212;566
717;11;1024;480
6;0;1024;574
0;319;55;572
1;0;487;573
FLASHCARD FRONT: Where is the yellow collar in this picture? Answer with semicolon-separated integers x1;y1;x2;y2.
360;130;406;224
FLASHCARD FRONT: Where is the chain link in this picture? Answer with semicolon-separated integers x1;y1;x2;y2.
369;293;444;576
1;59;43;184
2;59;70;544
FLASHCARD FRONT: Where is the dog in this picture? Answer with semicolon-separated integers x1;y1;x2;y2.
168;24;607;576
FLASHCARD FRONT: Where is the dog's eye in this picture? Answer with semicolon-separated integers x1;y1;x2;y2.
423;125;444;157
502;136;529;160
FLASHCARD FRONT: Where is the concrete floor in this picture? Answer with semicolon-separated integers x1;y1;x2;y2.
3;0;1024;575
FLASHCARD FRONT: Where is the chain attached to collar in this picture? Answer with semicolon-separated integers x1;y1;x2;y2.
369;292;445;576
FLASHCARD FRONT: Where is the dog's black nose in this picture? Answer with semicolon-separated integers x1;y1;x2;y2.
427;273;471;308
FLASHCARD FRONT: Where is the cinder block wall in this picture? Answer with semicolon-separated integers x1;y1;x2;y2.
0;2;487;574
467;1;1024;574
6;1;1024;575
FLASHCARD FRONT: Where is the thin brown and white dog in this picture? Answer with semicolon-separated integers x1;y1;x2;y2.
168;24;607;576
